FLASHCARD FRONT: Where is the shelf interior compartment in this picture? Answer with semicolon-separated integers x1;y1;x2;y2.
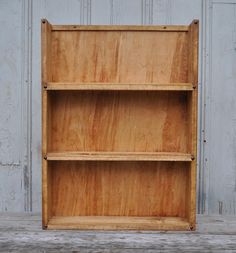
47;90;191;153
47;161;191;219
50;30;189;83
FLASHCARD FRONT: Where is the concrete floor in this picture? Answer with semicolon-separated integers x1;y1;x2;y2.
0;213;236;252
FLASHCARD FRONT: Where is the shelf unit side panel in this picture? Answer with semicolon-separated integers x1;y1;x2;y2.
186;20;199;229
41;19;53;228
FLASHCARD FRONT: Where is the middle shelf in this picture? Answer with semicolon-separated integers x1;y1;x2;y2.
46;152;193;162
44;82;194;91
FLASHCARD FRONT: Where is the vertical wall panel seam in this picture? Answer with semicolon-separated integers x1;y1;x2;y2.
88;0;91;25
167;0;172;24
146;0;148;25
149;0;153;24
207;0;213;215
20;0;26;212
80;0;84;25
110;0;114;25
202;0;214;215
21;0;33;212
144;0;147;25
141;0;144;25
197;0;206;215
143;0;152;25
200;0;207;215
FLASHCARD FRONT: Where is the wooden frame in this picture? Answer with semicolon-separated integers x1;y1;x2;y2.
42;19;199;230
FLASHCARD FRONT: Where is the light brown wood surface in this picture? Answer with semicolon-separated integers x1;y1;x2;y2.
46;82;194;91
51;31;188;83
47;216;190;230
46;151;193;161
50;161;189;217
51;25;189;31
48;91;189;153
186;20;199;230
41;19;52;227
42;20;199;230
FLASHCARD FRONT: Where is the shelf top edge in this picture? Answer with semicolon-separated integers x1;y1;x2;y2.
51;25;189;32
47;151;192;155
46;152;194;162
46;82;192;85
44;82;194;91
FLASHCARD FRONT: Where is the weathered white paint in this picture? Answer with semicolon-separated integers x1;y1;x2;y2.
31;0;83;212
203;1;236;215
0;0;26;211
1;0;236;215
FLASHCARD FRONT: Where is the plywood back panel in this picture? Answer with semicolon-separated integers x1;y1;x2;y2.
48;91;189;152
51;31;188;83
50;161;189;217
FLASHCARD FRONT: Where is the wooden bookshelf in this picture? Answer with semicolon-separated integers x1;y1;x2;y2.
42;19;199;230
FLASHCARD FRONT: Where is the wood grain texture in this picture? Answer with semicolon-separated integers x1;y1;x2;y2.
186;20;199;229
50;161;189;217
47;216;190;230
46;82;194;91
51;31;189;83
41;19;52;227
51;25;189;31
1;214;236;252
42;20;198;230
46;152;193;161
48;91;189;153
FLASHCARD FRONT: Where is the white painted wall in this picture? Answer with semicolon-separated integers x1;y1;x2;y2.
0;0;30;211
0;0;236;215
203;0;236;215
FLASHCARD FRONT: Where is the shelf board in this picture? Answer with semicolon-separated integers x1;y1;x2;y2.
46;152;193;162
51;24;189;32
46;216;191;230
45;82;194;91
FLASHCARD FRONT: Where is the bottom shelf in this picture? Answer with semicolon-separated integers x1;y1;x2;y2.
46;216;191;230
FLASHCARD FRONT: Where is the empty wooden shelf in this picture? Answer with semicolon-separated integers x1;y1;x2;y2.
42;19;199;230
45;82;194;91
47;216;190;230
46;151;194;161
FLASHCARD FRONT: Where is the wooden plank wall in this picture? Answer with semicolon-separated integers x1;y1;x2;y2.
1;0;236;216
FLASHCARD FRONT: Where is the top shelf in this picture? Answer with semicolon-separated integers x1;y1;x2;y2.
50;24;190;32
44;82;194;91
